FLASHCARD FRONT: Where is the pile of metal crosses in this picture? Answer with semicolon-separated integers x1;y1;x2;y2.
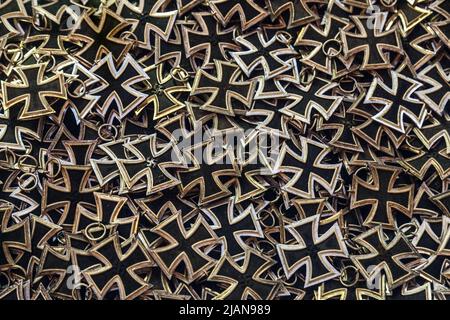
0;0;449;300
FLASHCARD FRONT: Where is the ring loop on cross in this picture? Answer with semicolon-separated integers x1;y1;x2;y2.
3;43;23;63
37;53;56;72
121;31;138;49
44;158;61;178
339;265;360;287
256;210;277;228
32;9;48;31
275;31;292;45
17;154;39;173
338;76;357;94
67;78;87;98
18;173;38;192
84;222;107;241
299;67;316;86
322;38;342;58
255;239;277;256
97;124;118;142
